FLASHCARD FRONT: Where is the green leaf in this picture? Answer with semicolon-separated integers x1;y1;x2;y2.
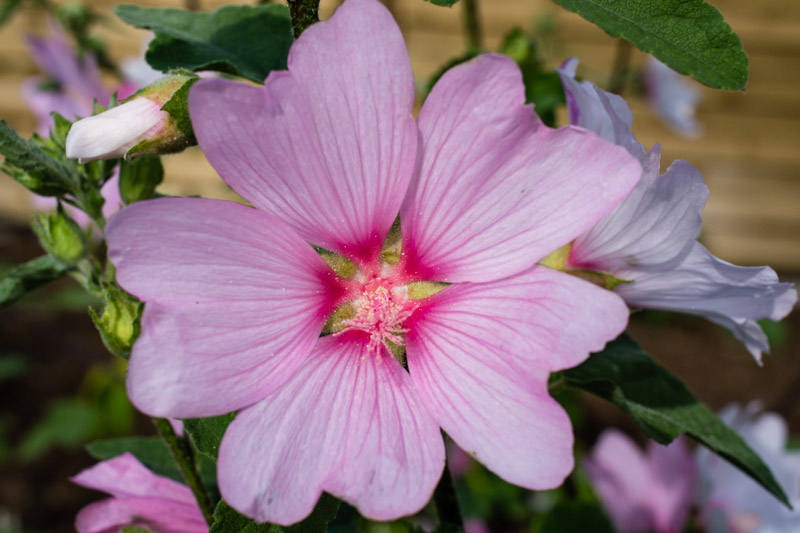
118;156;164;204
550;0;748;90
19;399;96;460
0;353;27;383
87;436;183;481
0;255;72;308
425;0;460;6
184;412;236;461
0;0;22;26
0;120;78;196
210;494;339;533
564;334;790;507
540;501;614;533
114;4;294;83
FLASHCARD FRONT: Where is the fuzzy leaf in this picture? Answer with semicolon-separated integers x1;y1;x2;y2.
114;4;293;83
564;334;790;507
184;412;236;461
0;255;72;307
551;0;748;90
210;495;339;533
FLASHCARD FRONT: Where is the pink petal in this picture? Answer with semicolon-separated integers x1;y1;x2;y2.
584;430;654;532
189;0;416;264
647;438;697;533
401;54;641;283
75;497;207;533
569;146;709;272
71;453;195;502
404;267;628;488
106;198;343;418
217;335;444;525
644;57;703;138
616;242;797;363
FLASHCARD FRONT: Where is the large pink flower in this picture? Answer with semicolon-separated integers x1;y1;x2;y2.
106;0;640;524
71;453;207;533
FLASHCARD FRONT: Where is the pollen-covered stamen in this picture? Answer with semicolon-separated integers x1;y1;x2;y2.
334;279;415;359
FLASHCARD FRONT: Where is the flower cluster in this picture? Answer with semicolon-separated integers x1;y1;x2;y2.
105;0;642;524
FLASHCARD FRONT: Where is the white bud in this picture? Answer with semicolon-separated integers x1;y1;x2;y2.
65;97;166;163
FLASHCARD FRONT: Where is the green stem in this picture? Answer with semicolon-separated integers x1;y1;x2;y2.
288;0;319;38
154;418;214;525
608;38;633;95
462;0;483;51
433;459;464;529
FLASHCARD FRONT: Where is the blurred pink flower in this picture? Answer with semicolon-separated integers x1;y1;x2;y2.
71;453;206;533
558;58;797;363
106;0;640;524
697;403;800;533
584;430;697;533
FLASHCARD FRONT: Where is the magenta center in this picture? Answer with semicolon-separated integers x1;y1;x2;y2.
335;277;416;357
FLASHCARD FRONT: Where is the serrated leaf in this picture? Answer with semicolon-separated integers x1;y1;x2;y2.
424;0;460;6
551;0;748;90
114;4;293;83
0;120;78;196
210;494;339;533
184;412;236;461
0;255;72;307
564;334;790;507
87;436;183;481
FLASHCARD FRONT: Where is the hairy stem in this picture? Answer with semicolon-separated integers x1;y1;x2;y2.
462;0;483;51
154;418;214;525
288;0;320;38
434;458;464;529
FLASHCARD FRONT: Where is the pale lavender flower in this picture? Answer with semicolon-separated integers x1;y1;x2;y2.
697;403;800;533
644;56;703;138
557;58;797;363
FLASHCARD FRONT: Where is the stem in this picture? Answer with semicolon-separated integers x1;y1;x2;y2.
462;0;483;51
288;0;319;39
154;418;214;525
433;459;464;529
608;38;633;95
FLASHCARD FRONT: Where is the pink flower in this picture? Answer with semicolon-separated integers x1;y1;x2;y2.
584;430;697;533
71;453;207;533
106;0;640;524
557;58;797;363
697;404;800;533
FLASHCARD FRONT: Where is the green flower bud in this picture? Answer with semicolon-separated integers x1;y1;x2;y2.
90;284;143;359
31;209;86;264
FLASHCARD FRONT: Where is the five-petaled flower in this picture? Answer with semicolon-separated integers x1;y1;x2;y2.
106;0;641;524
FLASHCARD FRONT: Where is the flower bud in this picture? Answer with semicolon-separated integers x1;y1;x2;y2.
90;283;143;359
65;72;198;163
31;209;86;264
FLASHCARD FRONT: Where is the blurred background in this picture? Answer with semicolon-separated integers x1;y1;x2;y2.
0;0;798;531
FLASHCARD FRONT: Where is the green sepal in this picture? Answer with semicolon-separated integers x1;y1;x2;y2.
119;155;164;204
89;283;143;359
31;208;86;265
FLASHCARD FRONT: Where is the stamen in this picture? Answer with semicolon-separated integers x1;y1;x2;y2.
334;282;415;359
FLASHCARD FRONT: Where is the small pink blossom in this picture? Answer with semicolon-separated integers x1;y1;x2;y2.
71;453;207;533
106;0;641;524
584;430;697;533
557;58;797;363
